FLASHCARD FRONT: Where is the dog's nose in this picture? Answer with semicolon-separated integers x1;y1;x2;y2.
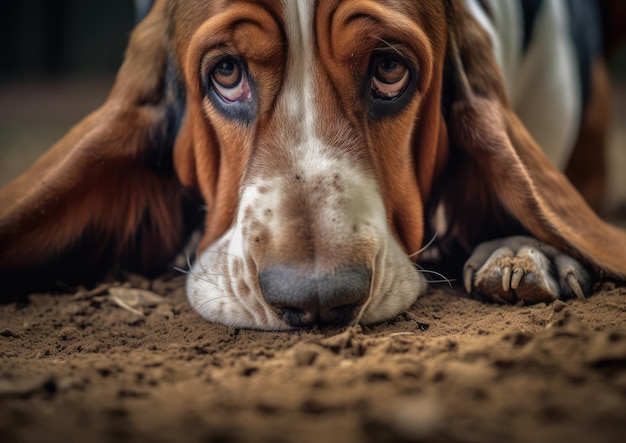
258;266;371;327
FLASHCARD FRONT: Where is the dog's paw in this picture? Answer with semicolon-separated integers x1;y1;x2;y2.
463;236;591;304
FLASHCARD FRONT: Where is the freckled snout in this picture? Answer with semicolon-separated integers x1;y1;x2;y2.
258;266;371;327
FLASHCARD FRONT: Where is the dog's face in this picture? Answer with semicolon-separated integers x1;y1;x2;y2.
169;0;447;329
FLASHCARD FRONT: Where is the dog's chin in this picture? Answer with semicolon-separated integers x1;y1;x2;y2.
185;228;426;330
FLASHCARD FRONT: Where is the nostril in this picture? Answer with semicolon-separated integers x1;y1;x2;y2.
258;265;371;327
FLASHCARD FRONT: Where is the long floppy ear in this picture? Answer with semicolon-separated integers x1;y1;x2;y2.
433;0;626;279
0;1;202;294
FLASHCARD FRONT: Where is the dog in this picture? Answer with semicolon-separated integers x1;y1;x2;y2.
1;0;625;330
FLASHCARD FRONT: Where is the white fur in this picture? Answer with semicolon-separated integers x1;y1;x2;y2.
467;0;581;169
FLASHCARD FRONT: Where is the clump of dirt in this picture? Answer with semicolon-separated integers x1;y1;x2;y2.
1;274;626;443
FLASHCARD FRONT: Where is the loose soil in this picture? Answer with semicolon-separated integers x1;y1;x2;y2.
1;275;625;443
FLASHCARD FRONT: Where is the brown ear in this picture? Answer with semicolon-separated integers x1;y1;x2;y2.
0;1;202;294
433;0;626;279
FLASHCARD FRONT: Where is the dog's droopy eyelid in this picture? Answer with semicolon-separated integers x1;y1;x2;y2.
208;57;251;103
370;54;411;100
202;55;256;123
366;51;418;117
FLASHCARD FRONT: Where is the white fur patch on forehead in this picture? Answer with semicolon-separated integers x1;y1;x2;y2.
281;0;317;133
283;0;314;51
282;0;314;74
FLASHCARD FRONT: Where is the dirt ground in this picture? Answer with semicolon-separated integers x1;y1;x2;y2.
1;73;626;443
0;276;625;443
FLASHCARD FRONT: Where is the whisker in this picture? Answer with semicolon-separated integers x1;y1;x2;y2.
188;274;220;288
408;228;439;258
178;264;230;287
372;36;403;56
174;265;231;281
195;247;223;277
195;294;233;310
413;266;454;287
352;256;379;326
426;279;457;285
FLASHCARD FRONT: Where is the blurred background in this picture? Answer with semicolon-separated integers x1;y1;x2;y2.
0;0;625;223
0;1;134;188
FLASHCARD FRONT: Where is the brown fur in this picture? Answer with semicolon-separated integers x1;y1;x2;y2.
565;59;610;212
0;2;191;280
436;0;626;279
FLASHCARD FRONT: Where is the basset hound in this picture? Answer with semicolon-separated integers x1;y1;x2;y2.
1;0;625;330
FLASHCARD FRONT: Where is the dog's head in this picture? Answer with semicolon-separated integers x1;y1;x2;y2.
2;0;625;329
173;0;450;328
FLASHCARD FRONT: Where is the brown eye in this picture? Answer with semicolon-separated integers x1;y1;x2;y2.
212;59;242;89
371;56;410;100
375;59;405;84
209;57;251;103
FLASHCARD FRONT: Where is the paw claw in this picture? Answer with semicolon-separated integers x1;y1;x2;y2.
501;266;512;292
511;268;524;290
566;273;586;301
463;236;592;305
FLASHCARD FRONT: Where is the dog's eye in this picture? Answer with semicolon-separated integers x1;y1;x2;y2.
371;56;410;100
210;58;251;103
214;59;241;87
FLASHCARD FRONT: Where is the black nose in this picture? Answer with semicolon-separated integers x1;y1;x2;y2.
258;265;371;327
